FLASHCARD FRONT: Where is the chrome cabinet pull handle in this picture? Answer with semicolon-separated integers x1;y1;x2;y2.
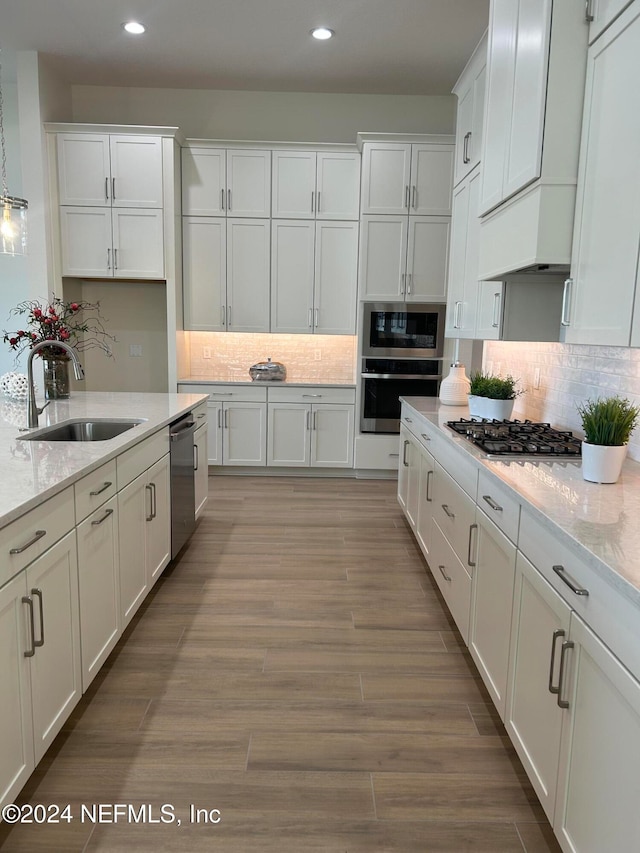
425;469;433;502
553;565;589;596
150;482;157;519
317;191;321;212
228;189;231;211
145;485;153;521
31;588;45;648
468;523;478;568
482;495;503;512
89;481;112;496
114;248;118;270
405;185;409;209
22;596;36;657
308;308;313;328
197;412;207;420
557;640;574;709
105;177;109;201
411;185;417;209
441;504;455;519
194;444;199;471
492;292;501;328
221;188;225;210
548;629;566;695
211;392;233;396
313;411;317;431
92;507;114;526
463;131;472;164
561;278;572;326
227;305;231;328
10;529;46;555
404;417;412;423
224;409;229;429
217;407;222;429
585;0;594;22
407;273;412;295
420;433;430;441
302;394;322;398
402;439;409;467
306;410;311;430
112;177;116;200
400;273;405;296
389;452;399;458
315;308;319;328
438;564;452;583
107;247;111;269
311;191;315;213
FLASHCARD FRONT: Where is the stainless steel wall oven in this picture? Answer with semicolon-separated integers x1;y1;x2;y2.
362;302;445;359
360;358;442;434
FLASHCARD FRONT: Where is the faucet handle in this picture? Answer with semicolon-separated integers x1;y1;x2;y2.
36;401;51;416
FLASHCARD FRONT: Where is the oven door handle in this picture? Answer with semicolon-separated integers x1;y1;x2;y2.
361;373;442;380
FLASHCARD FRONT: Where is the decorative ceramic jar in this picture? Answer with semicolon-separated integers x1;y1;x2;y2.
581;442;628;484
468;395;515;421
439;362;471;406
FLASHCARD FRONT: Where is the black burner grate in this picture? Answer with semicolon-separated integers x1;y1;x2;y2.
446;419;582;457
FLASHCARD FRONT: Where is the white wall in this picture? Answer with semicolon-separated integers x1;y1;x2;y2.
71;86;456;141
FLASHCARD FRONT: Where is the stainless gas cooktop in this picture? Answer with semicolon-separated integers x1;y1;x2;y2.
446;419;582;459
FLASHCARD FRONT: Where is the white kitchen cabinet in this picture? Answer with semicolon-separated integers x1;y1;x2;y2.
1;532;81;810
271;220;358;334
76;496;120;691
359;215;449;302
554;613;640;853
360;141;454;216
194;422;209;520
118;452;171;627
445;166;481;337
311;405;354;468
398;425;421;530
587;0;635;42
415;445;435;559
430;518;473;645
469;509;516;720
431;462;477;570
272;150;360;220
183;217;270;332
562;3;640;346
182;147;271;217
223;403;267;466
453;33;487;187
474;281;503;340
57;133;163;209
268;404;311;467
506;551;571;822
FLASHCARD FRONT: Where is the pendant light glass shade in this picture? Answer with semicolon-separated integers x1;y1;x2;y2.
0;50;28;255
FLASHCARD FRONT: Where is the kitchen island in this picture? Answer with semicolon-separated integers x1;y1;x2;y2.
399;396;640;853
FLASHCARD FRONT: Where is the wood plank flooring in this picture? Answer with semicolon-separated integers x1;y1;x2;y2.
0;476;561;852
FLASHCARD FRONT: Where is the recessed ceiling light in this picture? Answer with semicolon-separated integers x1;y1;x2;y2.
311;27;334;40
123;21;146;35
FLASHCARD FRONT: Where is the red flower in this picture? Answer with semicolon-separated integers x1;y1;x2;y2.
9;337;17;346
17;330;25;337
70;303;79;311
48;306;56;314
33;308;42;318
60;329;70;340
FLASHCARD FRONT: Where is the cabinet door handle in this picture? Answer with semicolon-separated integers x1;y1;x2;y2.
315;308;319;328
107;247;111;270
585;0;594;22
114;248;118;270
316;191;321;213
31;588;45;648
145;484;153;521
438;564;452;583
548;629;566;695
227;189;232;211
400;273;405;296
492;292;501;328
313;411;317;431
404;417;412;423
92;507;114;526
308;308;313;328
306;410;311;430
22;596;36;658
227;306;231;328
302;394;322;398
467;523;478;568
454;300;462;329
402;439;409;467
89;481;113;496
561;278;572;326
425;469;433;502
420;433;430;441
411;185;417;210
151;482;157;519
406;273;412;295
217;407;222;429
482;495;503;512
557;640;574;709
441;503;455;519
221;188;225;210
463;131;472;164
194;443;199;472
112;177;116;200
311;191;315;213
405;185;410;209
105;177;109;201
553;565;589;596
10;529;46;555
224;409;229;429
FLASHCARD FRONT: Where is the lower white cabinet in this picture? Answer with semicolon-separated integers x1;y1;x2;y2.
267;403;354;468
118;453;171;627
0;531;81;808
194;422;209;519
430;518;472;644
208;401;267;466
415;448;435;559
397;425;421;528
76;496;120;690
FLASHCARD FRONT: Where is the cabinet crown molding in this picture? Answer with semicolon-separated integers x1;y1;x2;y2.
183;138;358;152
356;132;455;150
45;122;184;143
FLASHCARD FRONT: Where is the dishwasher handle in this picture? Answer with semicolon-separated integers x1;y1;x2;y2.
170;419;197;441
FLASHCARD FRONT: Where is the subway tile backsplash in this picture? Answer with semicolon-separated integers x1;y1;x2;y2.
187;332;357;384
484;341;640;461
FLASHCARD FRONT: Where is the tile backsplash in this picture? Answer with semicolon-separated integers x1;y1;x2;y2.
187;332;357;383
484;341;640;461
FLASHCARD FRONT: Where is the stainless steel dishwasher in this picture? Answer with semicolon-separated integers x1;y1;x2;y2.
170;413;197;558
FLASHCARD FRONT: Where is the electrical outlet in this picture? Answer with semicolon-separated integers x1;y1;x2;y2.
534;367;541;389
314;350;321;361
129;344;143;357
203;347;212;359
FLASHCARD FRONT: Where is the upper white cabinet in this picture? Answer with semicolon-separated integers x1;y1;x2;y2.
182;147;271;218
271;220;358;334
477;0;588;279
562;2;640;346
57;133;163;208
360;141;454;216
272;151;360;220
445;166;481;338
587;0;636;42
453;33;487;187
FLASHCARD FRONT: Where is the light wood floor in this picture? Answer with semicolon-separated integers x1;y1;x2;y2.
1;476;561;852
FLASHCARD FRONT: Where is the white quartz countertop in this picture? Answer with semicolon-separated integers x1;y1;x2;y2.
401;396;640;609
178;378;356;388
0;391;208;530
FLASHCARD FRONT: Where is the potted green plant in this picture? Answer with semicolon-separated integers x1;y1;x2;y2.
467;371;523;421
577;396;640;483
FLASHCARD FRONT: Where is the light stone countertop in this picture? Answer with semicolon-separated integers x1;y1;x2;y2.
178;378;357;388
0;391;208;530
401;396;640;609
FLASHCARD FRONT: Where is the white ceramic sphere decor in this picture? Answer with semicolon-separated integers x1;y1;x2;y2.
0;372;17;397
8;374;29;401
581;442;628;484
468;395;515;422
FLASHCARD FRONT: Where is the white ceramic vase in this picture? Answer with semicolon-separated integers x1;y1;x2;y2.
581;442;628;484
467;395;515;422
439;363;471;406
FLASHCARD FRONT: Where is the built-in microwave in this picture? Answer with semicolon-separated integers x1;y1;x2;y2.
362;303;445;359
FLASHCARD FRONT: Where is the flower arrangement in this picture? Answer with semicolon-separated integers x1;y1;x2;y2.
3;296;116;361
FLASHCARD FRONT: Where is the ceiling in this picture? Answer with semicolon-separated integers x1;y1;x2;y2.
0;0;489;95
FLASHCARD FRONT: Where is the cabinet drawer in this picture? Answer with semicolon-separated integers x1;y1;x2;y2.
74;459;118;523
207;384;268;402
477;469;521;544
192;401;209;426
117;429;170;490
268;386;355;405
430;519;472;644
1;487;75;585
432;462;476;571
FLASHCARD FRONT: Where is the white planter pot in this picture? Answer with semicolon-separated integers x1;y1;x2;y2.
581;442;628;484
468;395;515;422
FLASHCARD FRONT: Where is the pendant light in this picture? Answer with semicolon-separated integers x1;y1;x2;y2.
0;50;28;256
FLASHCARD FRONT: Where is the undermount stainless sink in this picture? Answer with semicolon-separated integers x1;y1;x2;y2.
19;418;145;442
